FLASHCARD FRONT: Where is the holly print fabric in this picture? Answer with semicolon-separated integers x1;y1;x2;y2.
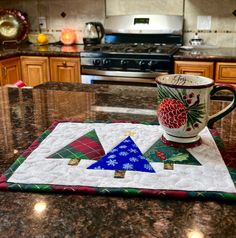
144;138;201;166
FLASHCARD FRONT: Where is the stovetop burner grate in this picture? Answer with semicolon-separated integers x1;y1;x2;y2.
83;43;179;55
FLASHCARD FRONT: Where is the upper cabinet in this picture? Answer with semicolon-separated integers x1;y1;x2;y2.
0;57;21;86
50;57;81;83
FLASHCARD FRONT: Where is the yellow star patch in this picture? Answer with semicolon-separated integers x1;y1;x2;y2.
124;130;136;137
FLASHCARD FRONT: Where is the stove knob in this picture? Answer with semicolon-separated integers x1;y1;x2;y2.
148;61;156;70
121;60;128;68
93;59;101;66
103;59;111;66
139;60;146;70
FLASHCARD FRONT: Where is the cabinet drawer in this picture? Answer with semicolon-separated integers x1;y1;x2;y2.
215;62;236;84
174;61;214;79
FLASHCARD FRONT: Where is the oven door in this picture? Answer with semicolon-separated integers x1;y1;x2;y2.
81;69;168;86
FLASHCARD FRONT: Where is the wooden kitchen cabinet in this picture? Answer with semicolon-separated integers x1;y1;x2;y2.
174;61;214;79
20;56;50;87
50;57;81;83
215;62;236;84
0;57;21;86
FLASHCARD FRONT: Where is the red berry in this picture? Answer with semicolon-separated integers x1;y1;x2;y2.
194;123;199;128
186;127;191;131
156;151;165;157
189;92;194;98
187;99;192;104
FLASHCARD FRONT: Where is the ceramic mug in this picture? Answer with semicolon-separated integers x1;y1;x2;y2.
156;74;236;143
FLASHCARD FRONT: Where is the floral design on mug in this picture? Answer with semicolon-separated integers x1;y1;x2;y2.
157;85;205;131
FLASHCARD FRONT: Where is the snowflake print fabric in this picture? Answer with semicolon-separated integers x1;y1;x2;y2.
87;136;155;173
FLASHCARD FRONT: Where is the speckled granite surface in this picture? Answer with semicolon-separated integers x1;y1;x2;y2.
0;83;236;238
0;43;83;59
174;47;236;62
1;44;236;62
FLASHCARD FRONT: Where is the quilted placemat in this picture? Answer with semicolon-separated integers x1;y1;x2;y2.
0;120;236;201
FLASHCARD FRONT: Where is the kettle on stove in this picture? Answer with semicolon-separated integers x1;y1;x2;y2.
83;22;105;45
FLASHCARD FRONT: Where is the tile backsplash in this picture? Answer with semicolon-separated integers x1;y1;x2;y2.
106;0;184;16
0;0;235;47
0;0;105;44
184;0;236;47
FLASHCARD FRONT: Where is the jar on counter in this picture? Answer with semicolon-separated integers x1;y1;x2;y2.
189;33;204;46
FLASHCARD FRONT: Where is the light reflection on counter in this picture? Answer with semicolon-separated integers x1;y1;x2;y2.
61;45;82;53
187;229;204;238
34;201;47;214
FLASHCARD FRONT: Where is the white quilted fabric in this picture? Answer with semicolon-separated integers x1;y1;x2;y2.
7;123;236;193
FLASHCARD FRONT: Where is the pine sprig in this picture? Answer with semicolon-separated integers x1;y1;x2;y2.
187;103;205;127
157;86;187;106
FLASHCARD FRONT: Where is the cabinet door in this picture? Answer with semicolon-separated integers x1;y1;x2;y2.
50;57;81;83
0;57;21;86
21;56;50;87
215;62;236;84
174;61;214;79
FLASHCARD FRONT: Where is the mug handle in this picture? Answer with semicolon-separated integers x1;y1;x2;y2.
208;85;236;128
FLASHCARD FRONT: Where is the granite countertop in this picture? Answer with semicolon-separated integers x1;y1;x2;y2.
0;83;236;238
1;43;236;62
0;43;84;59
174;47;236;61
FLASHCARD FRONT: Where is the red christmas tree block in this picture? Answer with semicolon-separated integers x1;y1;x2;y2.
47;129;105;161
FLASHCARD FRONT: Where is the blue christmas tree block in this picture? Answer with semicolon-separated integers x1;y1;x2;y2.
87;136;155;173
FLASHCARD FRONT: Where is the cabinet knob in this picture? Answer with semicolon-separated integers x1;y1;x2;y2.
62;61;67;67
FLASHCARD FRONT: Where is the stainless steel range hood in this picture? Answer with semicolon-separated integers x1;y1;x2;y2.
104;14;183;34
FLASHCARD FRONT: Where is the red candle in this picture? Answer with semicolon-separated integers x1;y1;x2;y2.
60;28;77;45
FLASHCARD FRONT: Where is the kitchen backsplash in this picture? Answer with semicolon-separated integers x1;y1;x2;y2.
184;0;236;47
0;0;105;44
0;0;235;47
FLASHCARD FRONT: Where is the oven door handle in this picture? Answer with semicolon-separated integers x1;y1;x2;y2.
81;69;168;78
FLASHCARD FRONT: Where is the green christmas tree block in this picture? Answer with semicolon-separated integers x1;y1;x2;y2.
144;138;201;170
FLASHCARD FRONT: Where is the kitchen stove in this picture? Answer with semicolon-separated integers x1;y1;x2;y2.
81;14;183;86
82;43;179;73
